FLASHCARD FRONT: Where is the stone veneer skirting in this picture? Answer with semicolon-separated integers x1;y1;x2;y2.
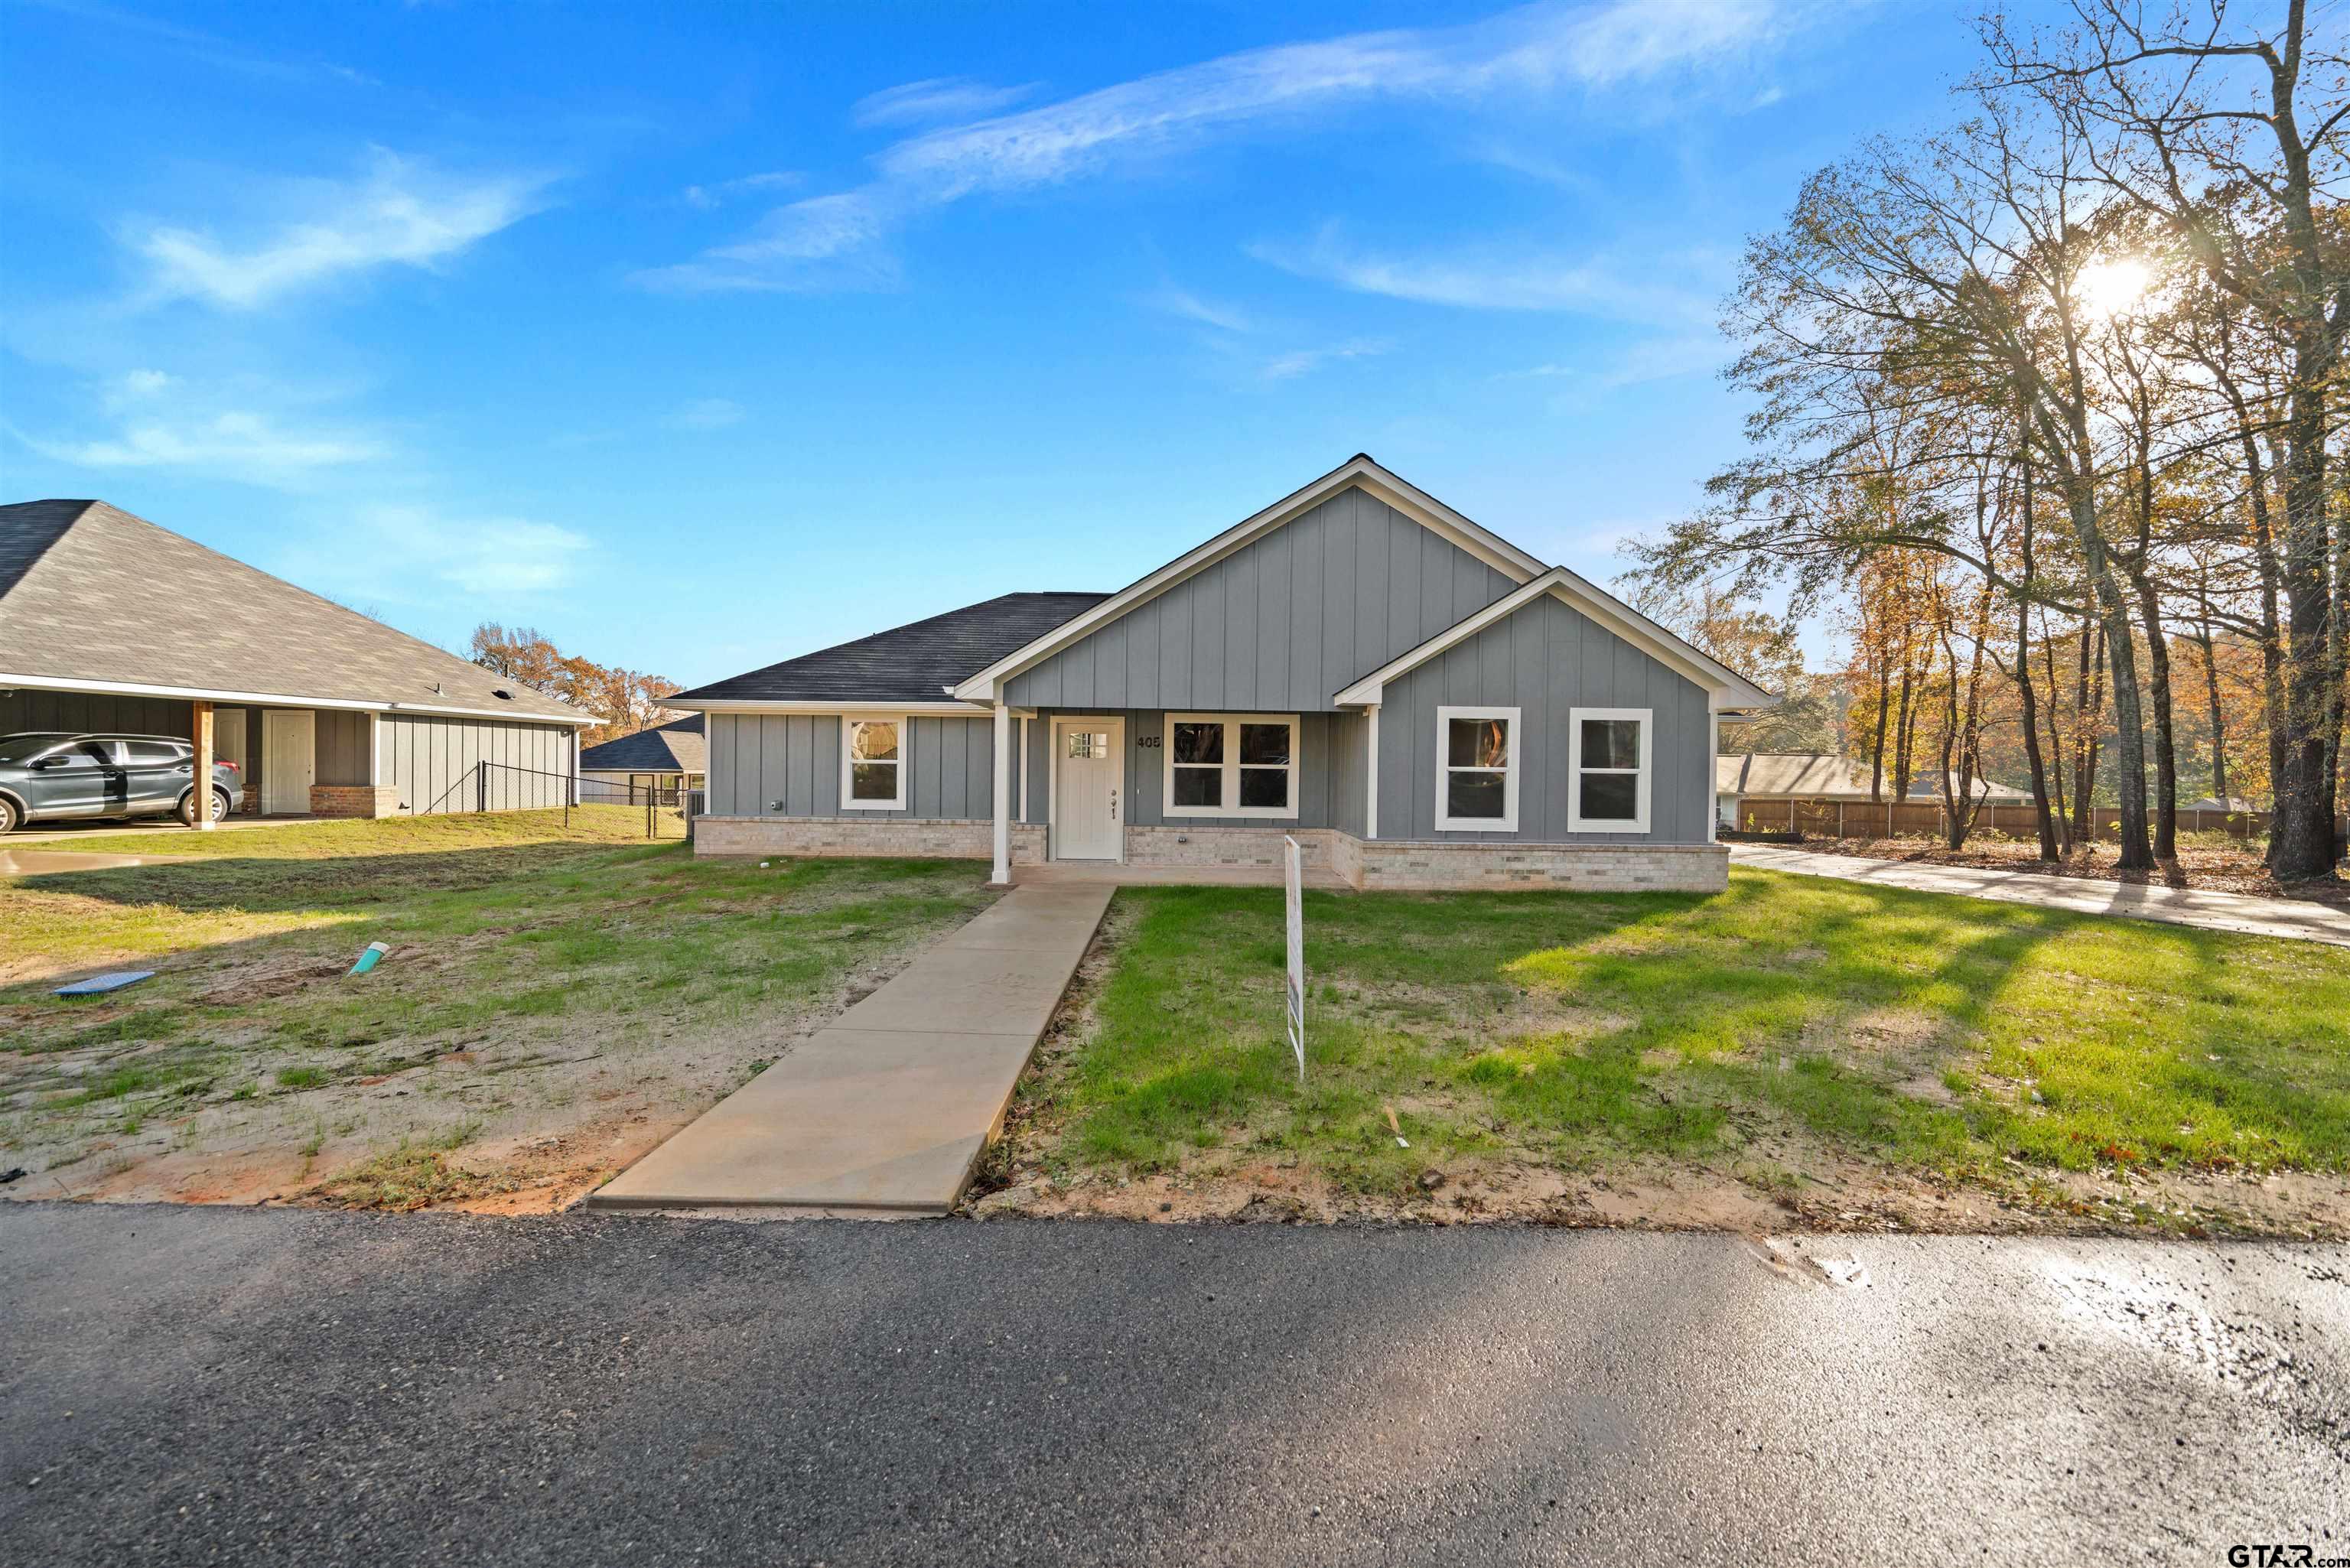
695;815;1726;893
308;784;401;819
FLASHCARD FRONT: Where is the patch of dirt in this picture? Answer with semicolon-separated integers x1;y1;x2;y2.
966;1142;2350;1240
1800;834;2350;910
3;904;985;1214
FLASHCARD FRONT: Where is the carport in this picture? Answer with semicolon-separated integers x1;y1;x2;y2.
1;499;595;828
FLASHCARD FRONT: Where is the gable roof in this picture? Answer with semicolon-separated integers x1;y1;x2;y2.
951;454;1553;703
951;454;1775;711
669;592;1108;709
579;714;706;773
1333;565;1778;712
0;499;588;724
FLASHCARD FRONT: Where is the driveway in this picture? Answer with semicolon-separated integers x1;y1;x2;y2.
3;1203;2342;1566
1732;841;2350;946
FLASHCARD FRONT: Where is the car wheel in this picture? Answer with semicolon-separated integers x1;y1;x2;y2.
0;797;18;834
179;789;233;828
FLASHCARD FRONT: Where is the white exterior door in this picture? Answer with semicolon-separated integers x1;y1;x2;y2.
1053;719;1123;860
262;709;314;815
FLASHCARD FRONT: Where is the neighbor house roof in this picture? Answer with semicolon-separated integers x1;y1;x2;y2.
2184;795;2259;813
0;499;589;725
668;592;1110;709
1716;753;2029;801
578;714;706;774
952;455;1776;712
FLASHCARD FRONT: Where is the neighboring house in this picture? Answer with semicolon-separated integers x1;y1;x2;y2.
670;455;1776;891
2183;795;2259;813
578;714;706;803
0;499;593;819
1714;752;2030;828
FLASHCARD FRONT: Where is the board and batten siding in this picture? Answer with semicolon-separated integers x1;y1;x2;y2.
381;713;571;815
314;710;370;786
1376;593;1713;844
1004;487;1518;712
1021;709;1349;831
705;713;1009;820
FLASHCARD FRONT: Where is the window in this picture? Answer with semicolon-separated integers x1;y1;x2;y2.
1434;706;1519;831
1568;708;1652;832
123;741;183;764
1160;714;1299;819
1066;730;1109;760
839;716;907;810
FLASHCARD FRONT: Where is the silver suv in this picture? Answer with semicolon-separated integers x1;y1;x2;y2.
0;732;240;834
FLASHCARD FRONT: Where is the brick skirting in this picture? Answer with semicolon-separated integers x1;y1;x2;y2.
1344;838;1727;893
695;815;1724;892
308;785;400;819
696;815;1048;864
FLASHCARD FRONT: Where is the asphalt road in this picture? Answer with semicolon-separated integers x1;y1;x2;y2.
3;1204;2344;1566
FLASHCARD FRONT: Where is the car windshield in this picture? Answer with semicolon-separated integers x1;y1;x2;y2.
0;733;79;764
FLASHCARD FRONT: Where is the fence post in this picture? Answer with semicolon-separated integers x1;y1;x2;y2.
1837;801;1844;838
476;759;487;813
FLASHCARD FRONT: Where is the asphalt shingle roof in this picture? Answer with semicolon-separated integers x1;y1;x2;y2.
578;714;706;773
670;592;1108;705
0;499;583;724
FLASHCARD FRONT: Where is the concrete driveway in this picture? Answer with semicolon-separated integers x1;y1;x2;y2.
1732;841;2350;946
2;1203;2342;1566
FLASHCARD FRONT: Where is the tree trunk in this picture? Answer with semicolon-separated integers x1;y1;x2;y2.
2015;453;2059;860
2192;616;2228;809
2073;619;2106;847
2042;614;2072;854
1867;656;1891;805
2127;564;2180;864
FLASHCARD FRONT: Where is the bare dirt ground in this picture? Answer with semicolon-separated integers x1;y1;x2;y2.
5;944;946;1215
1796;831;2350;910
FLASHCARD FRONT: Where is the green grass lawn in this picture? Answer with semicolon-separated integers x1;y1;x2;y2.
2;808;996;1204
1014;869;2349;1215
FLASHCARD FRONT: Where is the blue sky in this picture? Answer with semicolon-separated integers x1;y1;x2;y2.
2;0;2006;686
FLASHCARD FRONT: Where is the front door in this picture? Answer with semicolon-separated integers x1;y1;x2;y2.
262;710;315;815
1053;718;1123;860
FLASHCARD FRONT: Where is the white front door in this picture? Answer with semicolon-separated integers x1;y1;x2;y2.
262;709;314;815
1053;719;1123;860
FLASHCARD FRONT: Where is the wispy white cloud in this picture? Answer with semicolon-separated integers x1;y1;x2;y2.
1252;224;1719;326
1261;338;1392;380
852;76;1039;128
640;0;1816;292
662;397;746;430
1503;333;1724;392
682;170;803;210
353;505;591;597
1142;284;1255;333
132;150;549;310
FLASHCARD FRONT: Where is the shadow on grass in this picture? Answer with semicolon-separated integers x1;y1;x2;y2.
1046;869;2350;1192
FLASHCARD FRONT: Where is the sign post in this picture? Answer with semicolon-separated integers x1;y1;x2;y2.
1283;834;1306;1082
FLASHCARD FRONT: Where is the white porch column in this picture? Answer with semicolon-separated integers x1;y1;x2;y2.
191;699;216;831
1707;701;1720;844
1364;704;1380;839
991;699;1013;884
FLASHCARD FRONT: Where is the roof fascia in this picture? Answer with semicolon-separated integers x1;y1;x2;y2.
672;698;991;715
1331;571;1780;711
0;672;592;727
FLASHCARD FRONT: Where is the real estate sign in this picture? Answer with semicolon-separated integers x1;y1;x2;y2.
1283;834;1306;1081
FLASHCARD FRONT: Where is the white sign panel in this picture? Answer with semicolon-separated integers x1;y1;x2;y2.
1283;834;1306;1081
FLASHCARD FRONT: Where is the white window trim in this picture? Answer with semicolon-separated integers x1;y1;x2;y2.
1434;705;1521;832
1160;712;1301;821
1567;706;1652;833
839;714;910;811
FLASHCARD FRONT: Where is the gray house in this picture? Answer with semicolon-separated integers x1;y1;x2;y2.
2;499;592;821
672;456;1775;890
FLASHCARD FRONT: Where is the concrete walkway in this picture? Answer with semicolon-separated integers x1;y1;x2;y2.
589;883;1113;1216
1732;841;2350;947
